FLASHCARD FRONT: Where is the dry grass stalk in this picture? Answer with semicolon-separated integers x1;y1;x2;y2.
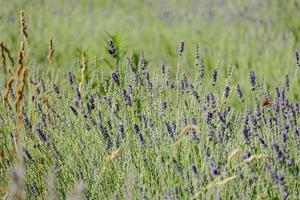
106;148;121;161
79;51;87;94
46;173;57;200
66;181;85;200
0;42;15;68
20;10;28;41
0;147;3;163
172;124;198;150
2;192;8;200
0;42;7;72
47;37;54;64
7;159;26;200
14;67;28;152
191;175;237;199
228;148;240;161
214;175;237;186
16;42;25;77
243;154;269;164
3;76;16;108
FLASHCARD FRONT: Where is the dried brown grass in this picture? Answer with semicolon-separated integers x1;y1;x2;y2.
79;51;87;94
47;37;54;64
172;124;198;150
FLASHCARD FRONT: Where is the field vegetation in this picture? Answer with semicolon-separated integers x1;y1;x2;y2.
0;1;300;199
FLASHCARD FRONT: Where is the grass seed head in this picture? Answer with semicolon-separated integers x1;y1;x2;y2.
20;10;28;41
47;37;54;64
243;154;269;164
79;51;87;94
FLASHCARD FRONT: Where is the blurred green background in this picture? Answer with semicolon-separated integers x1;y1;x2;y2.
1;0;300;92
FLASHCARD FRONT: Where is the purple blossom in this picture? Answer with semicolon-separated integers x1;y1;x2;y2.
249;71;256;91
241;151;251;161
189;84;200;102
172;159;183;176
285;75;289;91
209;161;220;176
68;71;75;85
134;124;145;145
122;89;132;106
191;163;198;175
224;86;230;98
75;87;81;107
53;84;60;94
212;69;218;86
236;84;244;102
178;40;184;55
97;112;112;150
111;72;120;86
107;39;117;57
272;142;285;161
35;123;46;142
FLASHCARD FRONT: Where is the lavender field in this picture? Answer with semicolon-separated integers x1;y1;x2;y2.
1;1;300;200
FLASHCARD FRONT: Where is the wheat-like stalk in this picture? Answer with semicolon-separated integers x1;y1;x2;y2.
0;42;7;73
79;51;87;94
3;76;16;108
228;148;241;161
214;175;237;186
20;10;28;41
172;124;198;150
106;148;121;161
47;37;54;64
243;154;269;164
191;175;237;199
0;42;15;70
16;42;25;77
14;67;28;153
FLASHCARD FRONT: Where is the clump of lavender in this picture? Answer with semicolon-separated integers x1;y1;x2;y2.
272;142;285;162
97;112;112;150
242;110;251;144
189;84;200;102
111;72;120;86
224;86;230;98
172;159;183;176
122;89;132;106
212;68;218;86
191;163;198;175
180;74;188;92
134;124;145;145
88;93;95;110
241;151;251;161
74;87;81;107
271;171;289;200
178;40;184;55
209;160;220;176
107;39;117;57
165;121;176;140
236;84;244;102
41;112;47;127
35;123;47;142
296;52;300;68
68;71;75;86
249;71;256;91
160;101;167;110
285;75;289;91
53;84;60;95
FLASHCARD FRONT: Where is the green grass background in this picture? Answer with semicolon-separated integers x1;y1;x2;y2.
1;0;300;87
